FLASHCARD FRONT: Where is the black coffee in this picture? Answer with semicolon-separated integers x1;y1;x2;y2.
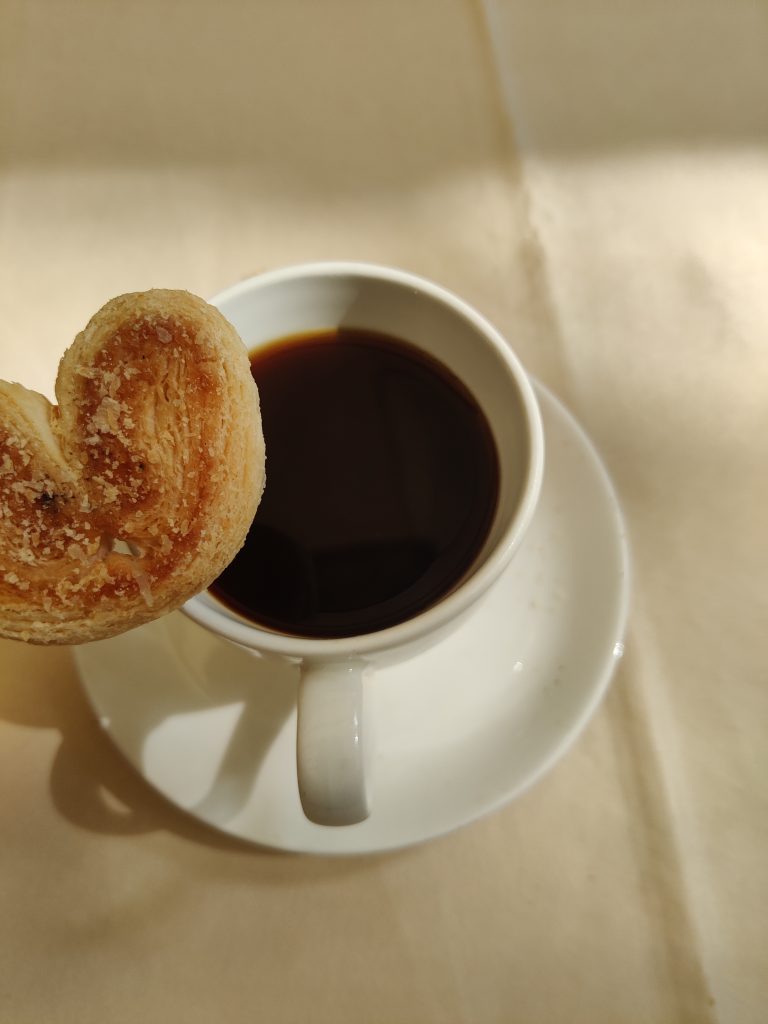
210;328;499;638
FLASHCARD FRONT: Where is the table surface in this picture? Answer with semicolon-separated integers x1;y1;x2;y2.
1;2;766;1021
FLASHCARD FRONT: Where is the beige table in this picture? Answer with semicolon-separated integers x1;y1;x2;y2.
1;2;766;1021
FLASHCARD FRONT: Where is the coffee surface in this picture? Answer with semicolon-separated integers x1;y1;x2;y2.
210;328;499;638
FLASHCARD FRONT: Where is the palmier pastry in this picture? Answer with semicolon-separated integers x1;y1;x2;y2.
0;289;265;644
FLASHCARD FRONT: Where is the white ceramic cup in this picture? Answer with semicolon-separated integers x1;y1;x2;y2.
183;262;544;827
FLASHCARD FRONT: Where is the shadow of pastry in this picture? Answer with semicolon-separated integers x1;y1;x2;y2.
71;611;302;842
0;636;205;844
0;616;296;853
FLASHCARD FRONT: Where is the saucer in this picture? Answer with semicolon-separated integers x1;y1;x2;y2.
75;383;629;855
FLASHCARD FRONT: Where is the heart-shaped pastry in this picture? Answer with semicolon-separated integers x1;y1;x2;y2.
0;289;265;644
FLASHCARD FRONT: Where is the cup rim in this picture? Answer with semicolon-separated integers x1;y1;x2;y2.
183;261;544;658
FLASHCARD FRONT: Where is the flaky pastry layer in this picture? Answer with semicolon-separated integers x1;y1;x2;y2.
0;289;265;644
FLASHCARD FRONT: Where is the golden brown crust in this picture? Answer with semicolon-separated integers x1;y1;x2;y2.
0;289;264;644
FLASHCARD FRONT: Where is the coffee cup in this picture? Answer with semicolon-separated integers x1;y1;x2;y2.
183;262;544;826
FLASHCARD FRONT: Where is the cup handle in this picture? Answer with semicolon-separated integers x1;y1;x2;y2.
297;659;371;826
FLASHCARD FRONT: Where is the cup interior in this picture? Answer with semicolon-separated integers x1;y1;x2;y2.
186;263;543;654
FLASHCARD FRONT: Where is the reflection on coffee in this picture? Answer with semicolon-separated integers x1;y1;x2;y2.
210;328;499;638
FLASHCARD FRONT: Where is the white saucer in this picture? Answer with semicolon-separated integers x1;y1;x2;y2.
75;383;629;855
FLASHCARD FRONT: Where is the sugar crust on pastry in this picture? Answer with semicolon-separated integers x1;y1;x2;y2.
0;289;265;644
